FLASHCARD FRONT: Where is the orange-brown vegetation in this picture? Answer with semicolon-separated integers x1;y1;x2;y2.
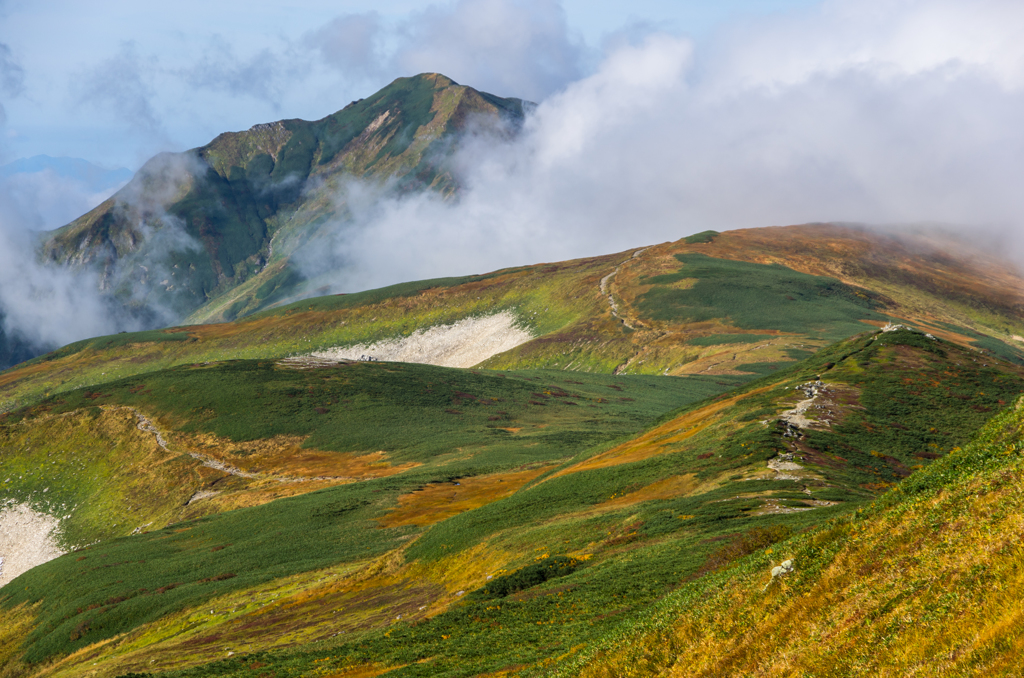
549;386;773;479
594;474;702;509
174;432;419;481
379;467;551;528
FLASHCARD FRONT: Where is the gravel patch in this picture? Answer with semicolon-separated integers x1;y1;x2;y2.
0;503;64;587
306;311;533;368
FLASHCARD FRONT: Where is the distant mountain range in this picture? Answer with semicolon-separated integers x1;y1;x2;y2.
0;155;132;194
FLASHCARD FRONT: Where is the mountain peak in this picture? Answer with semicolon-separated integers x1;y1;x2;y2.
32;75;529;346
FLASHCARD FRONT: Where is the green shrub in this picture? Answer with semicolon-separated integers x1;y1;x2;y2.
472;556;584;599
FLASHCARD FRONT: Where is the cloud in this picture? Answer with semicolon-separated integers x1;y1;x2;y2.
390;0;583;101
182;35;296;109
0;168;125;231
0;207;122;355
0;42;22;96
0;40;24;129
306;13;385;79
0;151;207;365
73;42;166;142
300;0;1024;293
307;0;584;102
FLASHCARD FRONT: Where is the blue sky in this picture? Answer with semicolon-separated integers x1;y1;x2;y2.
0;0;824;169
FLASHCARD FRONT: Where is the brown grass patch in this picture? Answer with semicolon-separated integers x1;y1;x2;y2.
379;467;551;528
596;474;701;508
174;432;420;480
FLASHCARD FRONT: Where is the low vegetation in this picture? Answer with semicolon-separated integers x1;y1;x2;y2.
3;327;1022;676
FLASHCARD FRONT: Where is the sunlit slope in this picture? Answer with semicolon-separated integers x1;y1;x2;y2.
4;224;1024;414
38;74;526;325
2;328;1021;676
566;395;1024;677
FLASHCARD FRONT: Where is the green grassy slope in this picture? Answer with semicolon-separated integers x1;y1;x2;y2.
2;327;1021;677
0;362;730;668
6;224;1024;418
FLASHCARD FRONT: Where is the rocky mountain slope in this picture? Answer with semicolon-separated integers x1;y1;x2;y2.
41;73;525;324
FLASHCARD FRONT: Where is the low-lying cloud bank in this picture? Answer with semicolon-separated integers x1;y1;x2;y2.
300;0;1024;292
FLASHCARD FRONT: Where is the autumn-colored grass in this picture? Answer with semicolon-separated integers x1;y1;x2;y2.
0;604;36;676
564;399;1024;678
174;431;420;481
548;385;773;479
379;467;552;528
593;474;703;510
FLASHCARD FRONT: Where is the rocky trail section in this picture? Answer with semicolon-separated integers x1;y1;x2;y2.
600;248;649;331
779;380;837;433
132;409;259;479
130;408;352;490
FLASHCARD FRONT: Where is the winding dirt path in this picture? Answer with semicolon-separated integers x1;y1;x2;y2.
131;409;260;479
600;248;649;330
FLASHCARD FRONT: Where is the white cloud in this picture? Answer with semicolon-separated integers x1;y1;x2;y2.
73;41;166;143
305;0;585;102
306;12;385;78
0;214;119;351
389;0;584;101
303;0;1024;292
0;169;124;230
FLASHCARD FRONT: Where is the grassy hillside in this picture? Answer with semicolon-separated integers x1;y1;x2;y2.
563;393;1024;677
5;224;1024;417
2;327;1021;676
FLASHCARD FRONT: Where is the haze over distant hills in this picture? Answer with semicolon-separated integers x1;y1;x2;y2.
0;156;132;194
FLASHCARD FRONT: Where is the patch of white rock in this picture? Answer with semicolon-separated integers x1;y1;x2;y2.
306;311;533;369
0;503;64;587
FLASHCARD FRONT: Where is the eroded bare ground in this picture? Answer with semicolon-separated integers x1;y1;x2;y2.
289;311;533;369
124;407;420;519
0;503;64;587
